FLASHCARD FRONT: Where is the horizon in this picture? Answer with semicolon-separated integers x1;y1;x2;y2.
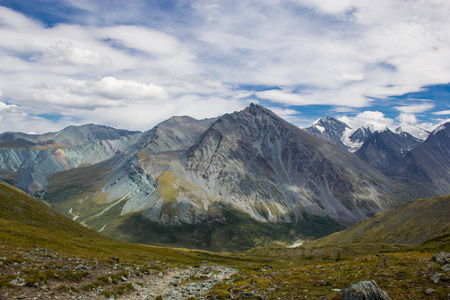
2;102;447;140
0;0;449;138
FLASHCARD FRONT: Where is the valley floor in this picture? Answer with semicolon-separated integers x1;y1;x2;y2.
1;243;449;300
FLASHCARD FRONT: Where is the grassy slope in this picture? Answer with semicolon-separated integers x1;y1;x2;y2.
310;194;450;247
2;179;450;299
107;208;344;252
0;180;267;266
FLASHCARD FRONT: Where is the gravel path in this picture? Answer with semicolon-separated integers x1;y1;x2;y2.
124;263;237;299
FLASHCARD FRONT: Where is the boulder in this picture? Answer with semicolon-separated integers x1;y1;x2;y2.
333;280;391;300
433;252;450;264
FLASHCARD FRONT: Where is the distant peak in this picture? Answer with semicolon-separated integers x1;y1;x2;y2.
431;122;448;135
315;116;350;127
244;103;269;115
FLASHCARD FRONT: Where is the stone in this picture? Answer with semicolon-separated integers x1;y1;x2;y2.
432;252;450;264
333;280;391;300
430;272;441;284
441;264;450;272
424;288;435;294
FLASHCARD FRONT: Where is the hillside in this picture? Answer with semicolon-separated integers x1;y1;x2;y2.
1;180;449;299
309;194;450;246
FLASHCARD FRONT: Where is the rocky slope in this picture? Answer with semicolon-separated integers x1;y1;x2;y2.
305;116;353;150
355;128;422;173
0;105;447;250
392;122;450;195
181;104;404;226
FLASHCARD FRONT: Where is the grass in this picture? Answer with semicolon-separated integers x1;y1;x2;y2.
109;206;344;252
310;194;450;247
210;243;450;299
1;179;449;299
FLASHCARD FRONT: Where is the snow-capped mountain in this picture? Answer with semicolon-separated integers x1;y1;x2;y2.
0;105;447;250
305;117;378;152
305;116;352;150
305;117;426;155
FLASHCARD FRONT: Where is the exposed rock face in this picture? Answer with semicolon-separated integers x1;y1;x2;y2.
305;116;352;150
0;124;138;148
355;128;422;173
1;105;448;250
333;280;391;300
393;122;450;195
183;104;402;225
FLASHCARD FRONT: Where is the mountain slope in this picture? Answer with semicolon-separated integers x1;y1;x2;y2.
393;122;450;195
181;104;404;226
355;128;422;173
0;124;138;148
310;194;450;246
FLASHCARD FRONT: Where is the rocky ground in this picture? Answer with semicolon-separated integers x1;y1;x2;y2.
1;245;449;299
0;246;236;300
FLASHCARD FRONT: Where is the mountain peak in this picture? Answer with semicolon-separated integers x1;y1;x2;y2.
243;103;270;116
314;116;351;128
431;122;449;136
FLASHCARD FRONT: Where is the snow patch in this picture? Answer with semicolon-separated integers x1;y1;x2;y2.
314;124;325;133
432;124;447;135
289;241;304;248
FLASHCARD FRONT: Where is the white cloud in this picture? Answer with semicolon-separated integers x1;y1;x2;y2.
337;73;365;82
37;41;107;66
433;110;450;115
1;1;450;133
395;103;435;114
397;113;418;124
339;111;394;131
31;76;168;109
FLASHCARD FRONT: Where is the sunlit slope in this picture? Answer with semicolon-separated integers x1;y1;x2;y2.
0;180;221;263
310;194;450;246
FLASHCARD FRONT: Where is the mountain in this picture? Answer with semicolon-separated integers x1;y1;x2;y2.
0;124;138;148
0;105;444;251
310;194;450;246
181;104;404;226
344;124;376;152
305;116;352;150
392;122;450;195
355;128;422;173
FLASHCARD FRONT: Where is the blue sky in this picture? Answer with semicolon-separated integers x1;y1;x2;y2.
0;0;449;138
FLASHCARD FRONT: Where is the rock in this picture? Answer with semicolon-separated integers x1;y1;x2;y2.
430;272;441;284
333;280;391;300
240;292;263;299
316;280;328;286
441;264;450;272
10;277;26;287
109;257;120;263
433;252;450;264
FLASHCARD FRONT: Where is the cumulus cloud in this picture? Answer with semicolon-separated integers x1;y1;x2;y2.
31;76;168;109
339;111;394;131
1;1;450;133
37;41;107;66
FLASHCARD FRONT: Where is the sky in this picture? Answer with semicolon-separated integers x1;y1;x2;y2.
0;0;449;138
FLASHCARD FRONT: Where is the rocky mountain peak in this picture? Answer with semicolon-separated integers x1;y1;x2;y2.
243;103;272;116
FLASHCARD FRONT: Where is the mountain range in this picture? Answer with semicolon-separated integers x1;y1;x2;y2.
0;104;449;250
